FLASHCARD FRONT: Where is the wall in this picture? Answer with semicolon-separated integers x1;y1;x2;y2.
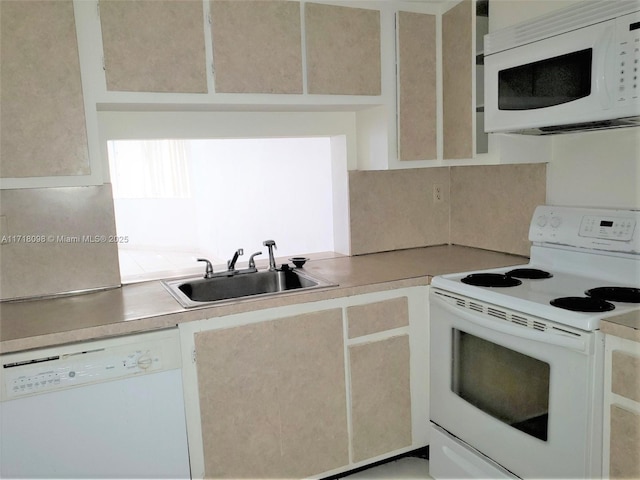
489;0;640;210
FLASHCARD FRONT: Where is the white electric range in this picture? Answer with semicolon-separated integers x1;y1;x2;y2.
429;205;640;479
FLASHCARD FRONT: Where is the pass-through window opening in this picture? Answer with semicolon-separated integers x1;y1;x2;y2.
108;137;335;283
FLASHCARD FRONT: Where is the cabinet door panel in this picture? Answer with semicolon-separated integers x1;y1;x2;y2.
305;3;381;95
275;309;349;478
194;309;348;479
210;0;303;94
194;321;282;479
610;405;640;479
100;0;207;93
1;0;89;177
443;0;473;159
347;297;409;338
350;335;412;462
398;11;437;161
612;351;640;403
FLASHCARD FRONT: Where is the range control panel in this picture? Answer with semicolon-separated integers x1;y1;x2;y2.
1;329;181;401
579;215;636;241
530;205;640;253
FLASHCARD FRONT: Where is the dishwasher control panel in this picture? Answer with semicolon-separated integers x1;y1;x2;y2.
1;329;181;400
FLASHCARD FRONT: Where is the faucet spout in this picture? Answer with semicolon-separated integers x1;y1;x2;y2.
227;248;244;272
263;240;277;271
197;258;214;279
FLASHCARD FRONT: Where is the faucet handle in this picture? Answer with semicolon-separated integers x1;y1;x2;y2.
197;258;214;278
263;240;276;249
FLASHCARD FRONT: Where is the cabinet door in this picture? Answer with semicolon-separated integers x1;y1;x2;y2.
397;11;437;161
347;296;409;339
605;334;640;479
193;309;348;479
442;0;473;159
610;405;640;479
1;0;90;178
99;0;207;93
210;0;303;94
305;3;381;95
349;335;412;462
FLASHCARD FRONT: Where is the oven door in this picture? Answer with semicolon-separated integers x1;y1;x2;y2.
484;17;618;134
429;289;603;479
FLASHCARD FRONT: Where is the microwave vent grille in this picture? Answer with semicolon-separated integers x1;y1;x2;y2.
485;0;640;56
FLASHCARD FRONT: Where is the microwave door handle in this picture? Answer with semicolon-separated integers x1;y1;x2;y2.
431;293;588;352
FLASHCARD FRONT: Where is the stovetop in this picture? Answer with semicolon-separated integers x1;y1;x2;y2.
431;206;640;332
431;263;639;331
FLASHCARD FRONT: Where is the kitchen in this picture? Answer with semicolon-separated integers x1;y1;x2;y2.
1;0;638;479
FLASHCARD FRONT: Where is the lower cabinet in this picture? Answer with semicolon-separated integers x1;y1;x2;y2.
604;334;640;479
179;286;429;479
349;335;412;461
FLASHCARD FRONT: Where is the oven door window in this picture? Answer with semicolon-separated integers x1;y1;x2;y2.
498;48;592;110
452;329;550;441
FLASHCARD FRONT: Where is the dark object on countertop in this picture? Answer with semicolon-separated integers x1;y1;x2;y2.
289;257;309;268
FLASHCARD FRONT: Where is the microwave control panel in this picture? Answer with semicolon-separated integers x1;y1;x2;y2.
616;11;640;104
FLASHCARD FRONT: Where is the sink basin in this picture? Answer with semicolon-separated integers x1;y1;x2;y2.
162;269;336;308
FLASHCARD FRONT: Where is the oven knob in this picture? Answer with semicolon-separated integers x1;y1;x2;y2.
136;353;153;370
550;216;562;228
536;215;548;227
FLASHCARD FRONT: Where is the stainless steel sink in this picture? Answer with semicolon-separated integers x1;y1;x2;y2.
162;269;336;308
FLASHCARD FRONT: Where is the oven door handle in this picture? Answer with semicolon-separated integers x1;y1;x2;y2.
431;294;588;352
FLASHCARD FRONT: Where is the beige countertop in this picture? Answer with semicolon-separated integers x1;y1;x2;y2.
1;245;528;354
3;244;637;354
601;310;640;343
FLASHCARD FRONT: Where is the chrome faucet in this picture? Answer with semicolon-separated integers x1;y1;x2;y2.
197;258;214;279
263;240;277;271
248;251;262;270
227;248;243;272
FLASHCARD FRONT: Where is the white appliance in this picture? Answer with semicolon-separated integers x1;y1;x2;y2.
429;205;640;479
0;328;191;479
484;1;640;135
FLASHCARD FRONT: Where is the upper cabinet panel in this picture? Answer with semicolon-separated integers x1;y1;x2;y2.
1;0;90;178
210;0;303;94
99;0;207;93
443;0;473;159
305;3;381;95
397;11;437;161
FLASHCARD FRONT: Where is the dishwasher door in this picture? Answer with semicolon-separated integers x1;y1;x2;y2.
0;330;191;479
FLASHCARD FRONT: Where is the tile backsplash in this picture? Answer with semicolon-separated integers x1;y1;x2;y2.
349;168;450;255
0;185;120;300
450;163;546;256
349;163;546;257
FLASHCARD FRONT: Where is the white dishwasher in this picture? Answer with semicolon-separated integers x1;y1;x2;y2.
0;328;191;479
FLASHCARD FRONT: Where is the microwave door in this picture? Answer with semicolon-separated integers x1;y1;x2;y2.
484;19;615;133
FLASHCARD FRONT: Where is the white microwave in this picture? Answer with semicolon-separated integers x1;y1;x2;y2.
484;1;640;135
